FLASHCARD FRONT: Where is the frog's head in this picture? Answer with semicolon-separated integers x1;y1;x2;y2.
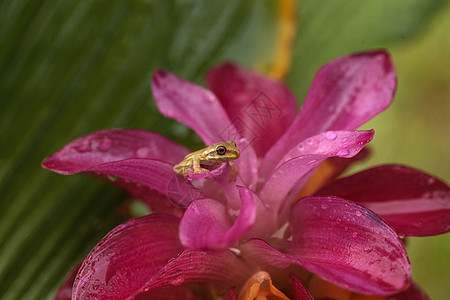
206;140;240;162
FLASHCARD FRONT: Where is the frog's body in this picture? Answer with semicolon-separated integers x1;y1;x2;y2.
173;141;240;179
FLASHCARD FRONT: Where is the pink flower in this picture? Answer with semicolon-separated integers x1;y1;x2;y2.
44;50;449;300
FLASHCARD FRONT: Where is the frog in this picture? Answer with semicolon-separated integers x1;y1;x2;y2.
173;140;240;180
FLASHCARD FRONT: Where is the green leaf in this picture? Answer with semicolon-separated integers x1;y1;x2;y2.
288;0;445;100
0;1;283;298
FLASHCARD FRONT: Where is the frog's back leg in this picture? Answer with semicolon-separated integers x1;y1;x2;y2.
173;159;192;177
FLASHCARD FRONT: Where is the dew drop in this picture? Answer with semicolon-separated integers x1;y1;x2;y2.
325;131;337;140
355;210;362;217
341;137;348;143
170;276;185;286
74;140;91;153
352;232;358;238
306;138;313;145
137;147;151;158
297;143;304;151
321;204;328;209
107;175;119;182
427;178;435;185
337;148;350;156
98;137;112;151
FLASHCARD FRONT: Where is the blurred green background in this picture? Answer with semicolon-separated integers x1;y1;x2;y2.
0;0;448;299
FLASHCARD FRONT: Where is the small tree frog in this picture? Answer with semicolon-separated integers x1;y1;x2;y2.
173;140;240;180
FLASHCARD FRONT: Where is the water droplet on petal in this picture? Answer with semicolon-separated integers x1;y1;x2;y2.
325;131;337;140
427;178;435;185
321;204;328;209
137;147;152;158
337;148;350;156
74;140;91;153
170;276;185;286
355;210;362;217
98;137;112;151
107;175;119;182
297;144;304;151
306;138;313;145
341;137;348;143
352;232;358;238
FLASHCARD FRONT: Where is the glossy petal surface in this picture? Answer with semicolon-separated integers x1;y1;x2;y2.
42;129;188;174
289;196;411;295
143;249;253;291
262;50;395;175
73;214;183;300
152;70;232;145
242;197;411;296
260;130;374;211
206;63;297;156
317;165;450;236
179;186;256;250
75;158;176;196
133;286;200;300
289;274;314;300
45;156;186;210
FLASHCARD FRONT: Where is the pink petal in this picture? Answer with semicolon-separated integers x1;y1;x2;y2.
143;249;253;291
42;129;188;174
316;165;450;236
54;263;81;300
242;197;411;296
42;130;194;210
235;143;259;188
73;214;183;300
289;196;411;295
74;158;177;196
262;50;395;175
185;162;227;180
151;70;232;145
179;186;256;250
389;282;429;300
241;188;277;240
197;158;258;210
133;286;200;300
206;63;297;156
289;274;314;300
260;130;374;212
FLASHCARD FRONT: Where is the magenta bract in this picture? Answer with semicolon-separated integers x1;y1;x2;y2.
44;50;449;299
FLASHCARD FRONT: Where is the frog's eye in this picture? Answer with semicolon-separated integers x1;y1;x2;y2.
216;145;227;156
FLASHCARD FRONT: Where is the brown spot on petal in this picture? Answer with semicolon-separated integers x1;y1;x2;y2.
238;271;289;300
307;275;388;300
308;275;352;300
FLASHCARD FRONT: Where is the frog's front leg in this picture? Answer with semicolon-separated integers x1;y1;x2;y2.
228;161;239;182
192;157;209;174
